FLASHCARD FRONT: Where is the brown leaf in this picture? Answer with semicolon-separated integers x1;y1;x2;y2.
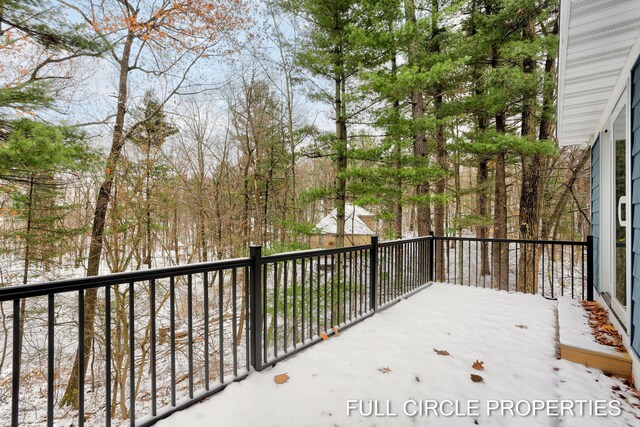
274;373;289;384
515;324;528;329
378;366;391;374
472;360;484;371
470;374;484;383
433;348;451;356
332;326;340;336
320;332;329;340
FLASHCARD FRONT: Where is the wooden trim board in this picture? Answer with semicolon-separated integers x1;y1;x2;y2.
560;343;632;378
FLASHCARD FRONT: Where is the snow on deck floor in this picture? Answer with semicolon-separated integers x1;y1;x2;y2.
157;284;640;427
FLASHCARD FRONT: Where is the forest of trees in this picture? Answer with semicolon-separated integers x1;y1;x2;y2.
0;0;597;422
0;0;590;284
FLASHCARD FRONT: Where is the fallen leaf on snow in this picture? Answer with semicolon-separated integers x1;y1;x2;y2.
274;373;289;384
515;324;528;329
470;374;484;383
434;348;451;356
378;366;391;374
320;332;329;340
472;360;484;371
332;326;340;336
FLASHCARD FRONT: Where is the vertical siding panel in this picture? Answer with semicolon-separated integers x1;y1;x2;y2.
592;136;600;293
631;58;640;357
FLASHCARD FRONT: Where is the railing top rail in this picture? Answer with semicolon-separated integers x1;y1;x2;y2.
262;243;373;263
378;236;432;247
434;236;587;246
0;257;251;302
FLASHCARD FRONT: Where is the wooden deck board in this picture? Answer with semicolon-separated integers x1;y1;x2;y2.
559;343;632;378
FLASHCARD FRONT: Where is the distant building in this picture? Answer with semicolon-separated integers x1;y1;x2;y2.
310;204;378;249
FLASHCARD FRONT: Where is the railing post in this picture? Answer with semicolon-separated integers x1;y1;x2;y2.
586;235;594;301
370;236;379;312
249;245;263;371
428;231;435;282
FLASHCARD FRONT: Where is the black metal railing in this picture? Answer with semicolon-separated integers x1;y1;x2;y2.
432;236;592;300
252;236;432;370
0;234;593;426
0;258;252;427
0;236;433;427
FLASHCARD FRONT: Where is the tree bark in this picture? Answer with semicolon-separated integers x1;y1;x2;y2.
334;9;347;248
493;113;509;290
405;0;431;237
432;0;446;280
60;30;135;409
476;158;491;275
517;10;558;293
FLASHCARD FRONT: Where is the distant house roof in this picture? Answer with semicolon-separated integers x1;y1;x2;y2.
314;204;376;235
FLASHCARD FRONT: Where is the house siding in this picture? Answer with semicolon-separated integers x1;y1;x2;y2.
632;58;640;358
592;136;600;293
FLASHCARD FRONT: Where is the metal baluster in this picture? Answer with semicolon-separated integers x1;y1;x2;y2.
331;254;336;324
47;294;54;427
581;244;585;300
309;257;314;337
105;287;111;427
187;275;194;398
561;244;565;297
324;255;328;329
524;243;528;294
349;252;353;319
293;260;298;348
219;270;225;383
274;262;278;358
150;279;157;413
551;245;555;299
343;252;347;320
476;241;480;288
358;250;363;314
129;282;135;425
515;243;519;289
11;299;20;427
336;254;340;325
446;239;450;284
316;256;320;333
245;266;250;371
79;290;85;427
283;262;288;354
301;259;306;341
232;268;238;377
463;240;477;286
571;245;575;299
170;276;176;406
204;273;210;390
262;264;267;361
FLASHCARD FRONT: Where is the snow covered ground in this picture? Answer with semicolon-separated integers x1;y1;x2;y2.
156;284;640;427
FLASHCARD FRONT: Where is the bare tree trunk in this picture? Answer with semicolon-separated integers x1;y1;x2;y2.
61;30;135;408
334;10;347;248
517;11;540;293
431;0;447;280
517;10;558;293
391;45;403;239
493;113;509;290
476;158;491;275
405;0;431;237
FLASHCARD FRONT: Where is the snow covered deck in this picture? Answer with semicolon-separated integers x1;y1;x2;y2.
157;284;640;426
